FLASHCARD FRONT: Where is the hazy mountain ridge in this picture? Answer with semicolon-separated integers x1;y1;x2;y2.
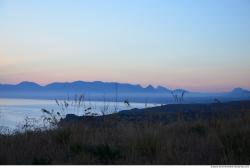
230;87;250;94
0;81;249;94
0;81;249;103
0;81;173;93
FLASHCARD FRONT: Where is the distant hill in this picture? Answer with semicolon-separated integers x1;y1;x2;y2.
0;81;172;93
230;88;250;94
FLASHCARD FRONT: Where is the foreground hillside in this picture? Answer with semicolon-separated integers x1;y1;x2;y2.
1;101;250;165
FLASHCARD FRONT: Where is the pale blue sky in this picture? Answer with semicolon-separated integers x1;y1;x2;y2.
0;0;250;91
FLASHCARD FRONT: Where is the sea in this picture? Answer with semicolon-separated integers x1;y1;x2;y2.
0;98;159;131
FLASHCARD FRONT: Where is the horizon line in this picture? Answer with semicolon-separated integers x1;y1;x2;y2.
0;80;249;93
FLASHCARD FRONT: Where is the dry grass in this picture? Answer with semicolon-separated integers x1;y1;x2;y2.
1;102;250;165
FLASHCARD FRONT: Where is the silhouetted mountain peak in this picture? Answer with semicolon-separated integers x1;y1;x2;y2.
17;81;41;87
146;85;154;89
231;88;250;94
71;81;85;84
143;85;155;92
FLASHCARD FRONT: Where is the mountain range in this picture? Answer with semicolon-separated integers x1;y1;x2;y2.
0;81;249;103
0;81;186;93
0;81;173;93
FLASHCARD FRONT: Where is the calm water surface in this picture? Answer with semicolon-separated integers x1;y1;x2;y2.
0;98;158;130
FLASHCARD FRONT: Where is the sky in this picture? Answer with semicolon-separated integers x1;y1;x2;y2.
0;0;250;92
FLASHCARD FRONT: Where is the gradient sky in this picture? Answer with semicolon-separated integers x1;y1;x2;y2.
0;0;250;92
